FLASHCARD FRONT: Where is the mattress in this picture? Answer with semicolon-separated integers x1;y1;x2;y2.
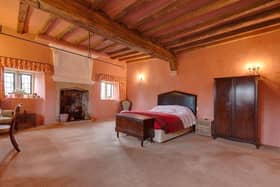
153;125;194;143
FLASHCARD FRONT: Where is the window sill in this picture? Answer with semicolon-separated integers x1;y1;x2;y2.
5;96;42;100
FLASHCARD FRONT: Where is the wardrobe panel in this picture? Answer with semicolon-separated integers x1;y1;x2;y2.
214;78;233;137
232;77;256;140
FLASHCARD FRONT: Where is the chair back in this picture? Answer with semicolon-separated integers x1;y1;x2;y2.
120;99;132;111
11;104;22;128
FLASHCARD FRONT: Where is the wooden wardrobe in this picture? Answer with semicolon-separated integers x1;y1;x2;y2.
212;75;260;148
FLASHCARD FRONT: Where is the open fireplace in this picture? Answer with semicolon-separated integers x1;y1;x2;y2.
60;89;89;121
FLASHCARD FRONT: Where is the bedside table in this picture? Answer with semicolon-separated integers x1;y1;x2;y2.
196;118;212;137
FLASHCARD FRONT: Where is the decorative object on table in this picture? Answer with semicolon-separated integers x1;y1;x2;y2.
196;118;212;137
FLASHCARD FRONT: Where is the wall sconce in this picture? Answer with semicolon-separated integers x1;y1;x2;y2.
137;74;144;81
247;65;260;75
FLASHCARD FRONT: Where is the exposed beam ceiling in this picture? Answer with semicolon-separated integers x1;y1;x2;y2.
39;15;57;35
131;0;189;29
126;56;154;63
89;0;105;10
56;25;77;40
175;19;280;54
167;6;280;49
111;51;138;59
17;0;31;33
143;0;239;34
159;0;280;41
96;42;118;52
74;34;89;45
107;47;130;55
119;54;150;61
114;0;146;21
22;0;177;70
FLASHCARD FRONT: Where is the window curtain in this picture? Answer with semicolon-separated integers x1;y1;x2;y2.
95;73;126;100
0;56;54;100
0;66;5;100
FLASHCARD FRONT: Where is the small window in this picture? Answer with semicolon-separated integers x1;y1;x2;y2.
4;69;34;96
20;74;32;94
100;81;119;100
4;72;15;95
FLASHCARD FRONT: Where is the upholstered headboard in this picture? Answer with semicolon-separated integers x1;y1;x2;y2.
157;91;197;116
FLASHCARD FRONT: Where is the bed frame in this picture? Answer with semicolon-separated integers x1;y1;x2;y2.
154;90;197;143
158;90;197;116
116;90;197;144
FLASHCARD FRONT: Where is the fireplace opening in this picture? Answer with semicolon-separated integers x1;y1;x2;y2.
60;89;89;121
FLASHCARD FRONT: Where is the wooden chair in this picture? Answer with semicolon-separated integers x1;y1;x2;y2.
0;104;22;152
120;99;132;111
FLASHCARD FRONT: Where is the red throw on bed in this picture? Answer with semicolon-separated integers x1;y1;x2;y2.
122;111;184;133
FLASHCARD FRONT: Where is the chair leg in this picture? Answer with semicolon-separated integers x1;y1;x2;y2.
9;123;20;152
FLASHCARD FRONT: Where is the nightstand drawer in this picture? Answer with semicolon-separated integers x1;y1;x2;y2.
196;118;212;137
196;126;211;136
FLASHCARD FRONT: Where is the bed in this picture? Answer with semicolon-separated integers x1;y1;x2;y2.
123;91;197;143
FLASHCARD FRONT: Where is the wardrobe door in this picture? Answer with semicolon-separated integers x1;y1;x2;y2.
232;77;256;141
214;78;233;137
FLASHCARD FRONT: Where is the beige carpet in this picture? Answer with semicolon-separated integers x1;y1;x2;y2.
0;121;280;187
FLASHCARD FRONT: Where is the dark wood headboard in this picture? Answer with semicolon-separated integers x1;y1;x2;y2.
157;91;197;116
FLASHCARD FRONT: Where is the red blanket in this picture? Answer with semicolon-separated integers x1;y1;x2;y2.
122;111;184;133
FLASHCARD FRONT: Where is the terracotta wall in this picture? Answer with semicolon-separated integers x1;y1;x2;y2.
0;34;126;123
92;61;127;120
127;30;280;147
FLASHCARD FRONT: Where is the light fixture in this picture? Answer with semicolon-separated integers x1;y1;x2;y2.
137;74;144;81
247;64;260;75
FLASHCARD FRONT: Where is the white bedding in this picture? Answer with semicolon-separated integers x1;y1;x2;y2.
150;105;196;128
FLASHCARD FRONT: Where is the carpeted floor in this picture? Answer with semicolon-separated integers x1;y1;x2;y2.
0;120;280;187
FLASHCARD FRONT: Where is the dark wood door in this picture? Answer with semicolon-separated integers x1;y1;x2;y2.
232;77;256;141
214;78;233;137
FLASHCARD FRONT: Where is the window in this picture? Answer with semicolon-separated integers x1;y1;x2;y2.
4;69;34;95
4;72;15;95
100;81;119;100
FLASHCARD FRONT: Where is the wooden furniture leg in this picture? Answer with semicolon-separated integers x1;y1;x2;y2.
9;121;20;152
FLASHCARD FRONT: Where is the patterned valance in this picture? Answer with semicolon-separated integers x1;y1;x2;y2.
95;73;126;83
0;56;53;73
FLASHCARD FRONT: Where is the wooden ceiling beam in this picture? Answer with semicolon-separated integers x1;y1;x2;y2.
96;42;119;52
173;18;280;53
74;33;90;45
175;23;280;54
111;51;138;59
56;25;77;40
167;6;280;49
22;0;177;70
119;54;149;61
89;0;105;10
159;1;280;41
107;47;130;55
132;0;188;29
143;0;239;34
39;15;57;35
91;38;106;50
126;57;153;63
17;0;31;34
114;0;146;21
